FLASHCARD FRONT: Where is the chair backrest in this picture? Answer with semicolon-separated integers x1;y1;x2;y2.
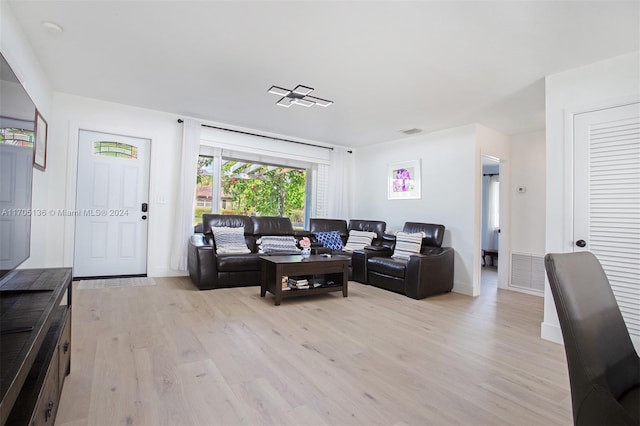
202;214;256;250
202;214;253;235
309;218;348;241
402;222;445;248
544;251;640;425
251;216;294;237
348;219;386;239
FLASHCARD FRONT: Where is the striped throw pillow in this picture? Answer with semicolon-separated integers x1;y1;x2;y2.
343;230;377;252
211;226;251;254
391;231;424;260
257;236;301;254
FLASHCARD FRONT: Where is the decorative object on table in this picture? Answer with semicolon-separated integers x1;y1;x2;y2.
299;237;311;257
33;110;48;170
388;159;421;199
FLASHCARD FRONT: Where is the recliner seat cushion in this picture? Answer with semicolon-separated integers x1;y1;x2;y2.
217;254;262;272
367;257;407;278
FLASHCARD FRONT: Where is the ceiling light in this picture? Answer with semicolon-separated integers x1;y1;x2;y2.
292;98;314;107
268;86;291;97
268;84;333;108
291;85;313;96
305;96;333;107
41;21;64;35
276;97;294;108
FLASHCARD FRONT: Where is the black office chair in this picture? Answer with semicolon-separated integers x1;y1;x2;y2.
545;252;640;425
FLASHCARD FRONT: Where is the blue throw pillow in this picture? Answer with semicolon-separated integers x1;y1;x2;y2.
314;230;344;251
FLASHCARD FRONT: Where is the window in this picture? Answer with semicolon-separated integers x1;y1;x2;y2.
194;155;214;226
93;141;138;159
221;159;307;228
194;156;308;228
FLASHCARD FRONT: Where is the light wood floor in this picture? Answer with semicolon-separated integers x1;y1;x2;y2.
56;276;572;426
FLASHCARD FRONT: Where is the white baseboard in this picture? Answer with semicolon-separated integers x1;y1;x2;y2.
541;321;563;345
453;281;475;296
148;267;188;278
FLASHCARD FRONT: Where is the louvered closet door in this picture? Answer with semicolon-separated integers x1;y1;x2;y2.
574;102;640;347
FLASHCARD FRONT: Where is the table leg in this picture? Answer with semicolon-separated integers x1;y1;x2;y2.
260;263;267;297
274;265;282;305
342;265;348;297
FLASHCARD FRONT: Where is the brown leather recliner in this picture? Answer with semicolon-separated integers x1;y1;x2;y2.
360;222;454;299
308;218;386;281
545;252;640;425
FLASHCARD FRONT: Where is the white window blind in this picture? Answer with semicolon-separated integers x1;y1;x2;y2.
315;163;330;218
588;116;640;339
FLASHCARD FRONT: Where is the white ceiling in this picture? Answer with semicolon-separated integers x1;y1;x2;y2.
6;1;640;147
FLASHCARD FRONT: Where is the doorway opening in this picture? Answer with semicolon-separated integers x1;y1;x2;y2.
481;155;500;293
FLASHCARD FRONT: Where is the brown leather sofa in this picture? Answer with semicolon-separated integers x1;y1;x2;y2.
188;214;306;290
308;218;386;281
357;222;455;299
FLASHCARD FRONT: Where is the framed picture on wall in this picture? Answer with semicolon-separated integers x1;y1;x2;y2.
388;159;421;199
33;110;47;170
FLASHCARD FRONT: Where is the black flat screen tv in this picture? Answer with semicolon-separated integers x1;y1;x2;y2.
0;52;36;281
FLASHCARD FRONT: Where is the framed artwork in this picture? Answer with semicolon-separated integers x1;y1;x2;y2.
34;110;47;170
388;159;421;199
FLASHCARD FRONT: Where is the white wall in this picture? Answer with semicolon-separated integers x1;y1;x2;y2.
543;51;640;343
0;2;52;118
510;130;545;256
351;124;479;295
34;93;184;276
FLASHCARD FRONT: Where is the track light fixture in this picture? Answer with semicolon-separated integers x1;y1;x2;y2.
268;84;333;108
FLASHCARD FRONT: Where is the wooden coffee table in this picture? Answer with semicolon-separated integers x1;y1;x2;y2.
260;255;349;305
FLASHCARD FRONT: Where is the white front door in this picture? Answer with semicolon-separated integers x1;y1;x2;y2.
74;130;150;277
574;102;640;346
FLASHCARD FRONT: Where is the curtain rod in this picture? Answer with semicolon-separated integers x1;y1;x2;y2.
483;173;499;177
178;118;336;151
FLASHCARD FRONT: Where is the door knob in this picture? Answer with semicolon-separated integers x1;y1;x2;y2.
576;240;586;248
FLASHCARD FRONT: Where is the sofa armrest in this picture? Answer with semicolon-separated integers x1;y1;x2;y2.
311;246;332;255
405;247;454;299
352;246;393;283
364;245;393;254
188;234;219;290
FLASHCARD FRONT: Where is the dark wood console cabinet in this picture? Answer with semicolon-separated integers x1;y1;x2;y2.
0;268;72;425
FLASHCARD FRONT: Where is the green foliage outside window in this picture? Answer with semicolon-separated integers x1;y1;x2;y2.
221;161;306;223
194;158;307;228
